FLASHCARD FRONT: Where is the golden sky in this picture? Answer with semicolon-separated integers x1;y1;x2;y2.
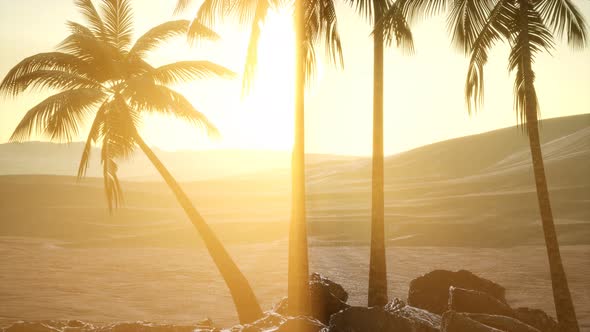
0;0;589;156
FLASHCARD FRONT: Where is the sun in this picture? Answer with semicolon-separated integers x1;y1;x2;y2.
237;8;296;151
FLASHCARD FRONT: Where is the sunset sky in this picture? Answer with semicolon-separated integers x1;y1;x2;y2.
0;0;589;156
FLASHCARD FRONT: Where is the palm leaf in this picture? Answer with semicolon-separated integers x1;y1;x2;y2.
447;0;495;53
378;1;414;52
78;101;108;178
74;0;106;38
535;0;587;48
149;61;236;86
464;0;515;113
0;52;92;97
10;88;106;143
242;0;271;93
129;20;192;58
187;20;221;44
100;0;134;51
8;70;102;96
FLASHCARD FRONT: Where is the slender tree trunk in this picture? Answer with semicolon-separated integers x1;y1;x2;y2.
287;0;311;316
518;22;579;329
368;7;388;308
134;134;263;325
525;114;579;332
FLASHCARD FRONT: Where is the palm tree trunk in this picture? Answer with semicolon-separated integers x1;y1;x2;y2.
525;113;579;332
287;0;311;316
519;28;579;329
134;134;263;325
368;7;388;308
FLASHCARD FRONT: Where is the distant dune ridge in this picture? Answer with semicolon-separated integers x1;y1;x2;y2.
0;113;588;247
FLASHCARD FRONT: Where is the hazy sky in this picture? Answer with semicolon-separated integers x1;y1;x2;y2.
0;0;589;156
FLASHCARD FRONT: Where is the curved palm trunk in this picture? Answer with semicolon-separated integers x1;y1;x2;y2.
525;113;579;332
519;24;579;329
368;7;388;308
287;0;311;316
134;134;263;325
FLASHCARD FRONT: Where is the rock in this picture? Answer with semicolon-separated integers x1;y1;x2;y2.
310;273;348;303
408;270;506;315
385;298;441;332
274;273;349;324
228;314;323;332
466;313;541;332
327;306;414;332
513;308;560;332
104;322;204;332
448;287;514;317
441;311;503;332
276;316;325;332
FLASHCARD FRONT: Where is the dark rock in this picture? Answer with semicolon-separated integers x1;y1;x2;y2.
310;273;348;303
327;306;414;332
104;322;204;332
513;308;560;332
274;273;349;324
65;322;86;329
408;270;506;315
448;287;514;317
385;298;441;332
441;311;503;332
466;313;541;332
276;316;325;332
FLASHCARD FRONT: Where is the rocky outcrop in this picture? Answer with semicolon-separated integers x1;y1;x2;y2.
326;306;414;332
408;270;507;315
466;313;541;332
448;287;514;317
385;298;441;332
513;308;560;332
442;311;504;332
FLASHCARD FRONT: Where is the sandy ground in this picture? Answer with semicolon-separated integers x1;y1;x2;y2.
0;238;588;330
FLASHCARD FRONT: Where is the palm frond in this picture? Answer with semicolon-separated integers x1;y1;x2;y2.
129;83;220;137
196;0;233;26
100;0;134;51
149;61;236;86
66;21;96;38
187;20;221;44
535;0;587;48
465;0;515;113
343;0;390;23
129;20;191;58
58;32;123;81
397;0;449;23
8;70;102;96
174;0;195;14
74;0;106;38
242;0;271;94
378;1;414;53
78;101;108;178
447;0;495;53
0;52;92;97
509;1;554;125
9;88;106;143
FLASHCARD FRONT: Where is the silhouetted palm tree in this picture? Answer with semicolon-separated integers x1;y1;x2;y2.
176;0;343;315
381;0;586;329
345;0;413;307
0;0;263;325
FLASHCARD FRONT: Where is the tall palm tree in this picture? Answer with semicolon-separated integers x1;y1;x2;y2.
0;0;263;325
381;0;586;329
176;0;343;315
345;0;413;307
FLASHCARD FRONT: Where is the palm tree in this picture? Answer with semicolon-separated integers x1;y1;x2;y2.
381;0;586;329
0;0;263;325
344;0;413;307
176;0;343;315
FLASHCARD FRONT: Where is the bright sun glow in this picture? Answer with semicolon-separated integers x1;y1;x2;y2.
234;8;296;151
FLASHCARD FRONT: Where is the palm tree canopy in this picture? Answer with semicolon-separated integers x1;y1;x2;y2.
377;0;586;120
176;0;344;92
0;0;234;211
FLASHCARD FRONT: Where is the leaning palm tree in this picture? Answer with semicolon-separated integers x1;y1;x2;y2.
344;0;413;307
0;0;263;325
381;0;586;329
176;0;343;315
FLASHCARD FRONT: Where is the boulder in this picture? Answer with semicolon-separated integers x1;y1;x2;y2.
227;314;324;332
276;316;325;332
448;287;514;317
466;313;541;332
385;298;441;332
408;270;506;314
326;306;414;332
513;308;560;332
273;273;349;324
441;311;503;332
